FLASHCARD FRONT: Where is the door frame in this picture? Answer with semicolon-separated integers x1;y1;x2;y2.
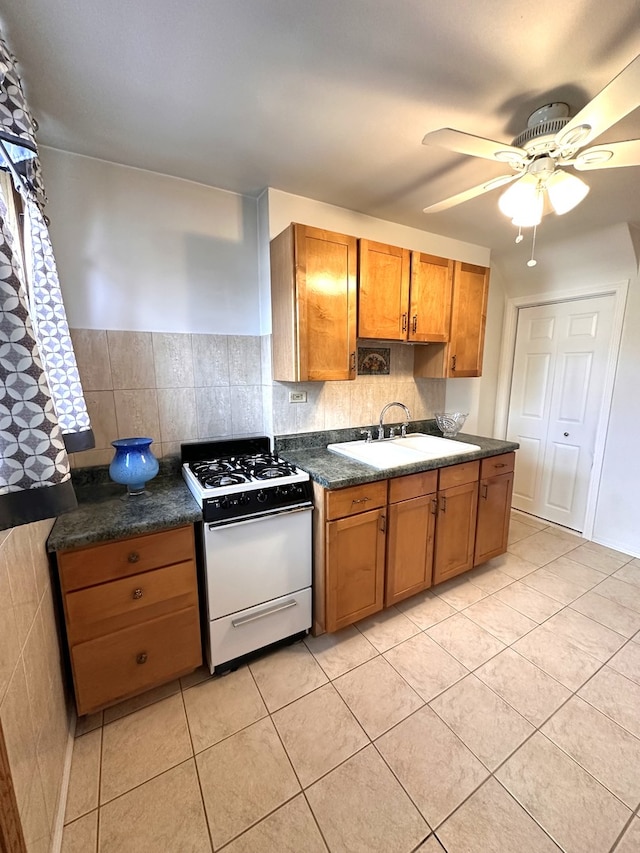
494;280;629;538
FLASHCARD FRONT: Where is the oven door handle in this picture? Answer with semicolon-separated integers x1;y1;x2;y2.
232;598;298;627
207;503;312;531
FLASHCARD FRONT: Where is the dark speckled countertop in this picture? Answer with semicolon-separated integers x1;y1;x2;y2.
275;420;519;490
47;460;202;553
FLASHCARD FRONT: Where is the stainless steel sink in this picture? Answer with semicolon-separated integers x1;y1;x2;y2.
327;433;480;469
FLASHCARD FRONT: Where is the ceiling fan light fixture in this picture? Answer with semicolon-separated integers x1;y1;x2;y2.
498;175;542;226
546;170;590;215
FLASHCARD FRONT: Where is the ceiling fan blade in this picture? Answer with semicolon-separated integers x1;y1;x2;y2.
556;54;640;151
423;173;519;213
422;128;527;166
572;139;640;170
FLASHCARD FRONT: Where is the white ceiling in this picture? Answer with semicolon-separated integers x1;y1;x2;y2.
2;0;640;259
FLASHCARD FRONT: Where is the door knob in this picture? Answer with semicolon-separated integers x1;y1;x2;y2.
563;432;569;437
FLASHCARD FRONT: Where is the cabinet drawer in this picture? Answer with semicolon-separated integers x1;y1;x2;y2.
326;480;387;520
65;560;198;644
59;525;195;592
72;606;202;715
438;460;480;490
480;452;515;478
388;470;437;503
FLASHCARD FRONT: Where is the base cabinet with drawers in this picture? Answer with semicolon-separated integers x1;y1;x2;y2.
386;471;437;605
313;452;515;634
57;524;202;715
474;453;516;565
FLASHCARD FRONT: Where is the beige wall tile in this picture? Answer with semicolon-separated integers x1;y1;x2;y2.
0;535;21;703
295;383;325;433
22;608;52;745
21;769;50;849
83;391;117;450
4;526;38;648
230;386;263;435
69;329;112;391
152;332;195;389
0;659;38;822
70;448;114;469
113;389;160;441
28;520;54;602
192;334;229;386
271;384;297;435
157;388;198;443
196;387;232;439
322;381;351;430
414;378;445;419
228;335;262;385
260;335;272;385
107;331;155;389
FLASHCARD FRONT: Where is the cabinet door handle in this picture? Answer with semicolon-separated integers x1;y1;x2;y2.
431;497;438;515
380;514;386;533
440;496;447;513
412;314;418;334
451;354;457;371
481;484;488;500
132;587;144;600
127;552;140;563
350;351;356;373
136;652;148;665
402;312;408;332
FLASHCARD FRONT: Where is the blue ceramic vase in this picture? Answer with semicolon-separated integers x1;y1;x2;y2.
109;437;159;496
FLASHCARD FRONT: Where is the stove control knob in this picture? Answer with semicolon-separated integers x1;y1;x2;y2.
256;490;268;503
238;493;250;505
220;496;230;509
277;485;291;496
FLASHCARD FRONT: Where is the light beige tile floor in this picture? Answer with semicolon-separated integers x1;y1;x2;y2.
61;512;640;853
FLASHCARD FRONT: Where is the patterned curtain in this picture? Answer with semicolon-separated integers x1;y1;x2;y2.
0;31;94;530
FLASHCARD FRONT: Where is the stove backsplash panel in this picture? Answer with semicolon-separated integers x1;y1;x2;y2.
69;329;444;468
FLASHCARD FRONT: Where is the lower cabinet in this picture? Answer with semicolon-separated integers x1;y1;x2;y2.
475;452;516;565
315;453;515;634
386;471;437;605
57;524;203;715
322;481;387;633
432;461;480;585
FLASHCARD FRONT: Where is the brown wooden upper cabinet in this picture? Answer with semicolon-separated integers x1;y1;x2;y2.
357;240;454;344
270;223;357;381
414;260;490;379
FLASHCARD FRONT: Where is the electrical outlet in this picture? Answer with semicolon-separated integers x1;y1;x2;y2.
289;390;307;403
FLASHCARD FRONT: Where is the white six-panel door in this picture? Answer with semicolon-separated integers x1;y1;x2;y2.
507;295;616;531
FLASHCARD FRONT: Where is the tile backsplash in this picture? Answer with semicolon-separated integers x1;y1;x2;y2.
70;329;444;466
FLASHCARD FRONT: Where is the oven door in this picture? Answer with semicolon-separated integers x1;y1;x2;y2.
203;505;313;619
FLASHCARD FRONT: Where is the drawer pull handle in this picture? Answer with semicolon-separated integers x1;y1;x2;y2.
352;497;371;505
232;599;297;628
494;463;507;468
128;552;140;563
136;652;148;665
132;588;144;600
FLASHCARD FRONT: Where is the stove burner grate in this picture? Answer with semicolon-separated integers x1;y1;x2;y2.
203;472;249;489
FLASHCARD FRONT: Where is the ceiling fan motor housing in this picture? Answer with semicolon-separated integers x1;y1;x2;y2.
513;118;572;155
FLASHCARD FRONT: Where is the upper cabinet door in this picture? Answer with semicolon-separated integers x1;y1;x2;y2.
448;261;490;377
357;240;410;340
270;223;357;382
408;253;454;343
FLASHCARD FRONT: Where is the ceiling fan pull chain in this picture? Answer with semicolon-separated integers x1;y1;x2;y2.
527;225;538;267
515;225;523;244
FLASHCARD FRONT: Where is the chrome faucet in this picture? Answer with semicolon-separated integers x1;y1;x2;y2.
378;402;411;440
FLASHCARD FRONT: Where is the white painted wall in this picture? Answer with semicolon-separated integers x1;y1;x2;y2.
40;147;261;334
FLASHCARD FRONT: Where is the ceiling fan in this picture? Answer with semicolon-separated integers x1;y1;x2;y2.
421;53;640;236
